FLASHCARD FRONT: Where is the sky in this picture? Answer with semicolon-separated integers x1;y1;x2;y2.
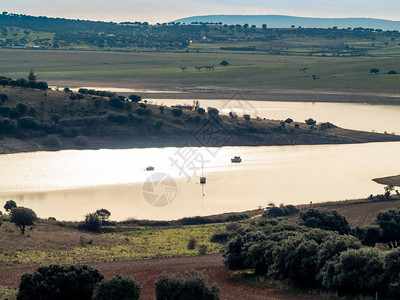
2;0;400;23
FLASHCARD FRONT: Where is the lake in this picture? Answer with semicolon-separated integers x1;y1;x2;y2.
148;98;400;134
1;142;399;221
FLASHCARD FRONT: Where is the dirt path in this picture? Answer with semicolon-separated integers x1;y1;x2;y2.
0;254;322;300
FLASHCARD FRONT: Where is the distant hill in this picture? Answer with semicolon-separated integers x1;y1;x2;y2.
174;15;400;31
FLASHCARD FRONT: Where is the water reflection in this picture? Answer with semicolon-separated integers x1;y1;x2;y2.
1;142;399;221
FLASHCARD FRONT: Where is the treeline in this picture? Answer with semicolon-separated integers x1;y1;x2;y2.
0;75;48;90
1;12;399;51
224;208;400;298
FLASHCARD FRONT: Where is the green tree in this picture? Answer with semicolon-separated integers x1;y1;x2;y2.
28;68;37;83
10;207;36;234
92;274;141;300
4;199;17;212
385;248;400;287
376;208;400;248
319;248;387;295
95;208;111;223
79;212;101;232
220;60;229;67
370;68;380;74
300;209;350;234
18;265;103;300
155;270;220;300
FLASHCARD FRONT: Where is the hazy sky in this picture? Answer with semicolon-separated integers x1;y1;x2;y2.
2;0;400;23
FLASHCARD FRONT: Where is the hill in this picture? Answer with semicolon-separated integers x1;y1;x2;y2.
0;81;399;154
175;15;400;31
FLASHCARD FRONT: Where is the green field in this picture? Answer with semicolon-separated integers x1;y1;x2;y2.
1;48;400;93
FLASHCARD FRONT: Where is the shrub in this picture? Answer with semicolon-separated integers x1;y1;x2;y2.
92;274;141;300
207;107;219;117
73;135;89;146
155;120;164;129
17;117;37;129
210;232;229;244
172;108;183;117
10;207;37;234
79;213;101;233
388;70;398;75
243;114;250;121
305;118;317;126
155;270;220;300
18;264;103;300
136;108;145;116
42;134;60;147
198;244;208;255
51;113;62;124
129;95;142;102
108;112;129;124
109;97;125;109
225;222;241;232
198;107;205;114
95;208;111;223
16;103;28;115
285;118;293;123
0;94;8;103
159;106;165;114
187;237;197;250
351;225;381;247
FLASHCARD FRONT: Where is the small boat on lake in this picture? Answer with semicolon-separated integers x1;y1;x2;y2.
231;156;242;163
145;166;155;171
200;177;206;184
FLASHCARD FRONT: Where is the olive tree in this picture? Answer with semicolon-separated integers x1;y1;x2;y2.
10;207;37;234
4;199;17;212
93;274;141;300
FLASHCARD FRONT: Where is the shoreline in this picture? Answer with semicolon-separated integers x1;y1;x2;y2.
49;80;400;105
1;132;400;155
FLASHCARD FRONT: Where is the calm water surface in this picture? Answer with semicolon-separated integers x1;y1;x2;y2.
149;99;400;134
1;142;399;221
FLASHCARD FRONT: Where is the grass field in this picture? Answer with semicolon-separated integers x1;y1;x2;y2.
1;48;400;93
0;221;225;268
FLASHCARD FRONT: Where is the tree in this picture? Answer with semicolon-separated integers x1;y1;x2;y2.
370;68;380;75
262;24;267;30
305;118;317;126
18;264;103;300
172;108;183;117
207;107;219;117
79;213;102;232
319;248;387;295
95;208;111;223
10;207;37;234
243;114;250;121
92;274;141;300
4;199;17;212
155;270;220;300
388;70;397;75
385;248;400;287
129;95;141;102
300;209;350;234
220;60;229;67
28;69;37;83
376;208;400;248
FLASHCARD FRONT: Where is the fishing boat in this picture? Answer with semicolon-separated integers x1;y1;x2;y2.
231;156;242;163
200;177;206;184
145;166;155;171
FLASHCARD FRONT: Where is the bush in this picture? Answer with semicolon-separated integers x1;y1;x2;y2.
210;232;229;244
109;97;125;109
17;117;37;129
74;135;89;146
129;95;142;102
18;264;103;300
79;213;101;232
187;237;197;250
0;94;8;103
198;244;208;255
155;120;164;129
10;207;37;234
305;118;317;126
225;222;241;232
42;134;60;147
198;107;205;115
16;103;28;115
207;107;219;117
351;225;381;247
172;108;183;117
108;112;129;124
92;274;141;300
388;70;398;75
155;270;220;300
